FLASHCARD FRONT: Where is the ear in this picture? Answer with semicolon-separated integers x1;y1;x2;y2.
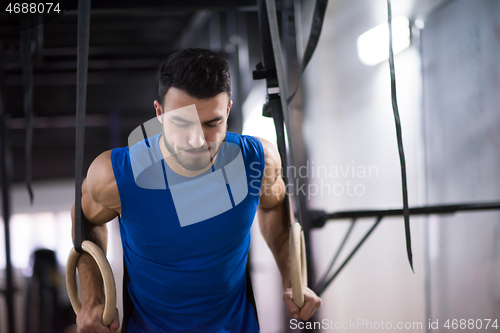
154;100;163;123
226;100;233;117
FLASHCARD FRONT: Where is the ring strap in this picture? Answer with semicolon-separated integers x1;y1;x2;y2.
264;0;304;226
287;0;329;103
21;25;34;205
74;0;92;253
387;0;413;271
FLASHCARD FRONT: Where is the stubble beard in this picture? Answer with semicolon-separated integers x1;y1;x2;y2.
162;134;226;172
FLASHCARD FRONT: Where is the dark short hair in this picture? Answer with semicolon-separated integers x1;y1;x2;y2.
158;48;232;104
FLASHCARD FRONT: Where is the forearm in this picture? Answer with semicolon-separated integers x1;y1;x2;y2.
255;137;322;319
257;200;292;289
71;204;108;306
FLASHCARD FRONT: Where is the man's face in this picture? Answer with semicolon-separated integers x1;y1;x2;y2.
154;87;232;173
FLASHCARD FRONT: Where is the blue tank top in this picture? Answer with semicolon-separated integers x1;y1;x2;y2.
111;132;264;333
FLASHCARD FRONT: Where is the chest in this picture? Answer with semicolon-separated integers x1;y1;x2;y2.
119;183;258;262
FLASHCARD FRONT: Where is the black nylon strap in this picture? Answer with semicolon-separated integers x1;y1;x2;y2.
74;0;91;254
21;25;34;205
256;0;329;229
255;0;294;228
1;39;17;333
266;0;308;228
1;112;17;333
256;0;278;89
287;0;328;103
268;97;287;177
387;0;413;272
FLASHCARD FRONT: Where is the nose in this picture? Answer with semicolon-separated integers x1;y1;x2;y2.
187;125;206;149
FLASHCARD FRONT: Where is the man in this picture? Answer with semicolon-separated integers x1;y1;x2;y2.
73;48;321;332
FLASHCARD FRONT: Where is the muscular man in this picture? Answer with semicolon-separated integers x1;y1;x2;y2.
72;48;321;332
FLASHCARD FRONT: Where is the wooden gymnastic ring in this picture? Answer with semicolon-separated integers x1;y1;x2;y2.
290;222;307;308
66;240;116;326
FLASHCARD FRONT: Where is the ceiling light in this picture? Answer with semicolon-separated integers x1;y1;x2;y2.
357;16;411;66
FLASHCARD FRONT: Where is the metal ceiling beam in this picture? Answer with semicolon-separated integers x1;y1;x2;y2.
5;58;163;71
8;114;108;129
38;46;173;57
4;71;154;86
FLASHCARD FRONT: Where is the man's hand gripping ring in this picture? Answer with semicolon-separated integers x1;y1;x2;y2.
66;240;117;326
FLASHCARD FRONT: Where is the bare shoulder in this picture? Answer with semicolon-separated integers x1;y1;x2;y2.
253;136;285;209
85;150;120;212
253;136;281;170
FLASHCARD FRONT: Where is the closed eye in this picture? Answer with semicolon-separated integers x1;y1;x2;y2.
204;116;223;128
174;122;190;128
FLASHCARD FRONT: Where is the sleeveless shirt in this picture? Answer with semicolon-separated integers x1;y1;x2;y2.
111;131;264;332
